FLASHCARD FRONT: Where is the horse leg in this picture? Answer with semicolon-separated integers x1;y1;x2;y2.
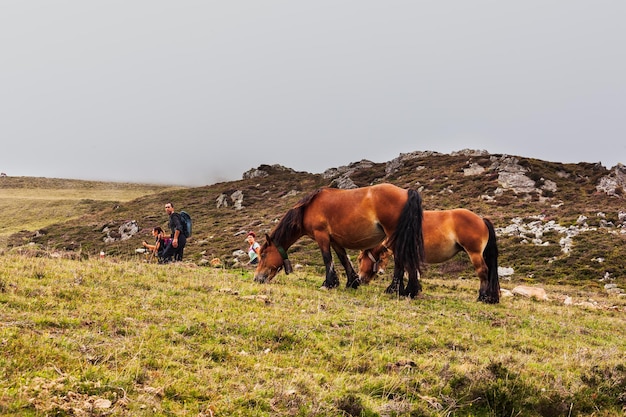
331;243;360;289
385;261;406;296
405;269;422;298
469;252;493;303
320;248;340;289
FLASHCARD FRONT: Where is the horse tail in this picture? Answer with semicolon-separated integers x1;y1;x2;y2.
482;218;501;303
389;188;425;275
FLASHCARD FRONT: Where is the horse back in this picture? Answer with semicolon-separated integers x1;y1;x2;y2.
303;184;409;249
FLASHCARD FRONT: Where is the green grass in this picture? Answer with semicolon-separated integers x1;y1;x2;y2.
1;254;624;416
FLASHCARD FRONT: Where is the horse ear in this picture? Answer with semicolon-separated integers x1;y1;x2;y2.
264;233;273;246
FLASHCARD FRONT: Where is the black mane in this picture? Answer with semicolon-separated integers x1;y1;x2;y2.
270;188;324;247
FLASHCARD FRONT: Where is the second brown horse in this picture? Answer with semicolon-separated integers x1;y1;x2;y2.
254;183;426;297
358;208;501;303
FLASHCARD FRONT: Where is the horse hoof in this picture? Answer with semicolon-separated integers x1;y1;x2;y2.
477;294;500;304
385;283;400;294
327;280;340;289
347;279;360;289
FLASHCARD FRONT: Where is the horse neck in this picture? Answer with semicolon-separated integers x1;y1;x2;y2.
271;230;301;252
271;207;306;251
270;224;303;250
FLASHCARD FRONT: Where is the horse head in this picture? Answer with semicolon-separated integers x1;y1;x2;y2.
357;245;391;284
253;234;292;283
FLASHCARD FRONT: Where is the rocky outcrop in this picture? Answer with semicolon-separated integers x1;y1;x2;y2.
496;215;597;254
231;190;244;210
489;156;541;195
330;176;358;189
596;163;626;197
384;151;442;177
243;164;295;179
102;220;139;243
216;190;244;210
323;160;375;189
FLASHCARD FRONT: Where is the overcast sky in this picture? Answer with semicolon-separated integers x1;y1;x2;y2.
2;1;625;186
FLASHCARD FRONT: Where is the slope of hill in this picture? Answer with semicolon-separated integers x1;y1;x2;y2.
5;150;626;288
0;176;184;246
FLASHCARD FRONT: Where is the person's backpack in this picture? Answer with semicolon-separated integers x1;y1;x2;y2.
179;210;192;238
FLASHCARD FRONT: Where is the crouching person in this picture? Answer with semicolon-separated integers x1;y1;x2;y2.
142;226;172;263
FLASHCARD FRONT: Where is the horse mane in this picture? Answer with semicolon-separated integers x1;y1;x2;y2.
270;188;324;246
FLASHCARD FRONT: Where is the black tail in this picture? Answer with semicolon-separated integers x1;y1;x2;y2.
389;188;425;275
483;218;500;303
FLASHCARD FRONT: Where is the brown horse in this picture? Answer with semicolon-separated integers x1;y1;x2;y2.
254;183;426;297
357;209;500;303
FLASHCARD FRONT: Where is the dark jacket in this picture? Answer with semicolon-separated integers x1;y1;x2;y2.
169;213;186;242
163;212;186;261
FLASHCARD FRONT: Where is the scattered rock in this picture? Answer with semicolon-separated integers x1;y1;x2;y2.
216;190;245;209
496;216;598;254
281;189;300;198
93;398;112;409
500;289;514;298
463;163;485;176
240;294;271;304
511;285;548;300
577;300;600;309
386;359;417;372
498;267;515;277
231;190;244;210
216;193;229;208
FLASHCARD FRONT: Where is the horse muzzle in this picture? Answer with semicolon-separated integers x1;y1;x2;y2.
254;266;281;283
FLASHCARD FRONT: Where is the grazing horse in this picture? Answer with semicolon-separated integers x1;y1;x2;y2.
357;209;500;303
254;183;426;296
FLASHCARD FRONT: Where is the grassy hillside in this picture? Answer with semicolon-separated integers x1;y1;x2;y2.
1;255;624;416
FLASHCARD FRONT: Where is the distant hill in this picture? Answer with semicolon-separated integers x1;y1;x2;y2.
4;150;626;286
0;176;183;247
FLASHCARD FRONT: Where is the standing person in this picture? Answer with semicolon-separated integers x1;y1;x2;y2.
161;202;187;262
246;231;261;265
